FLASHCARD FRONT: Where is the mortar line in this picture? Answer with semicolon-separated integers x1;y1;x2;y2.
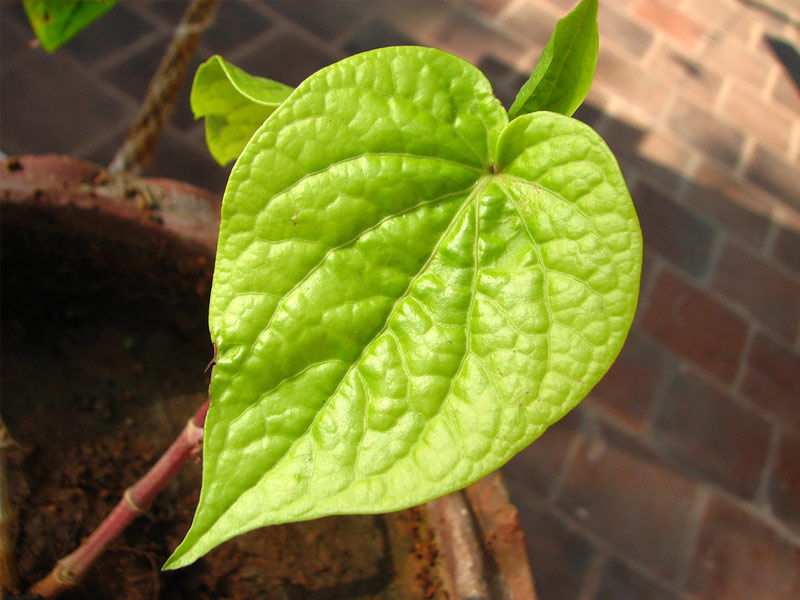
547;426;585;504
674;484;711;590
577;551;608;600
755;424;782;506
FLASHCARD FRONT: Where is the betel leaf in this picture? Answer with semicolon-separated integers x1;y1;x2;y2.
508;0;598;119
23;0;119;53
164;46;641;569
191;55;293;165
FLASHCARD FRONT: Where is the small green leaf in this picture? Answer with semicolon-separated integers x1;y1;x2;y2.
508;0;598;119
23;0;119;53
191;56;293;166
164;46;640;569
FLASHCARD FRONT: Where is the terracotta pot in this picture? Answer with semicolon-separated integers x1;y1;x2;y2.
1;155;536;599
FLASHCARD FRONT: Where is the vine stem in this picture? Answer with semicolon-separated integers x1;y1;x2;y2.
108;0;219;175
29;398;211;599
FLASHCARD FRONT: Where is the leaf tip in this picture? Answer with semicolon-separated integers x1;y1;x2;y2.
162;537;198;571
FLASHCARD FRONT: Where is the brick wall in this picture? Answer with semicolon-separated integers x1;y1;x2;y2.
1;1;799;598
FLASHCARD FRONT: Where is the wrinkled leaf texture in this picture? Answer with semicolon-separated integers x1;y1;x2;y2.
166;45;641;568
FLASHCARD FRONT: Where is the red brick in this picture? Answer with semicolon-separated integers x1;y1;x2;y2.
545;0;592;12
772;71;800;115
100;37;202;132
711;241;800;341
425;7;528;67
741;333;800;430
267;0;371;41
686;160;773;248
599;110;647;158
595;47;670;117
0;57;130;157
477;55;525;109
373;1;450;44
642;270;749;383
768;433;800;534
498;0;560;51
238;30;338;87
764;0;800;21
652;370;772;498
635;181;717;277
61;4;154;65
143;131;229;196
637;131;695;182
587;331;669;429
465;0;513;17
645;40;724;105
202;0;274;54
634;0;706;49
596;559;681;600
639;245;659;299
0;8;29;67
703;36;772;90
502;409;581;500
678;0;742;30
667;96;745;169
745;144;800;212
513;502;594;600
344;20;417;55
721;81;794;156
772;226;800;277
604;119;694;197
557;424;699;580
547;0;637;10
598;2;654;56
571;88;608;128
687;493;800;600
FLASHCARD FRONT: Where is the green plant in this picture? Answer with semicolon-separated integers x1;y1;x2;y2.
16;0;640;591
22;0;119;52
166;0;640;569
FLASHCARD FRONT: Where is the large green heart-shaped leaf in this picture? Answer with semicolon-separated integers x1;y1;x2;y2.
191;55;293;165
165;46;640;569
23;0;119;53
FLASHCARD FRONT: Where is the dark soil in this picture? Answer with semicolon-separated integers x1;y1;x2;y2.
1;207;444;599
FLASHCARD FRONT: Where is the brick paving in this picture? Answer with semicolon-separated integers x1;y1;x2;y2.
1;1;799;598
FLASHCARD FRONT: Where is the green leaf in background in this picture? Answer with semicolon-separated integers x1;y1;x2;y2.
23;0;119;53
164;46;641;569
508;0;598;119
191;55;293;166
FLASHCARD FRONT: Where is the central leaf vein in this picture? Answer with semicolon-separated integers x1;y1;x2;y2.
497;181;553;376
356;178;491;480
228;177;493;510
259;151;484;206
226;179;477;373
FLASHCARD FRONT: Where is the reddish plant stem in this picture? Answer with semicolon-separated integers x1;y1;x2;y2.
29;398;211;599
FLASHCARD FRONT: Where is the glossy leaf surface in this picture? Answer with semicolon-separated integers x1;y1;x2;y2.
192;55;293;165
165;46;640;568
508;0;598;119
23;0;119;53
